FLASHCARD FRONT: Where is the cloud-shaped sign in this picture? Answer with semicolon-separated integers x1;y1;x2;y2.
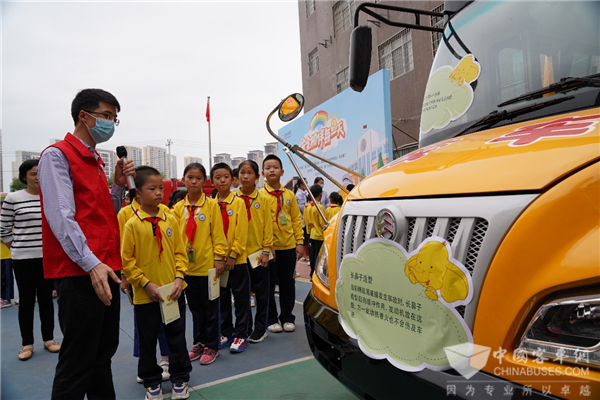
420;55;481;135
336;238;473;371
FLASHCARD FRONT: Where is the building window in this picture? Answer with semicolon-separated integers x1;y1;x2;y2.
333;1;354;37
336;67;349;93
308;47;319;76
430;4;444;57
306;0;316;18
378;29;414;79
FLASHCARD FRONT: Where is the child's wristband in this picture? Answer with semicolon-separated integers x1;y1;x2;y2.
142;281;150;288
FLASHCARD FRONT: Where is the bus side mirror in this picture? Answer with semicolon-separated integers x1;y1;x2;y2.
349;25;372;93
278;93;304;122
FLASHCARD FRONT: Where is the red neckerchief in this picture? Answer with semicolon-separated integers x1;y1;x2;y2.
238;194;252;221
144;216;163;261
184;195;198;244
266;187;283;231
218;201;230;235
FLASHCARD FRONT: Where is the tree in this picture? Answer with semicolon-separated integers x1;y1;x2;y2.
107;174;114;187
10;177;27;192
377;152;384;169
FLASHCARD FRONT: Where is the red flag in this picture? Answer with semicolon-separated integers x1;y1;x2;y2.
206;101;210;122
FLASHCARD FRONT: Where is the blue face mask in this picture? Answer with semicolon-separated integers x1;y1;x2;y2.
84;113;115;143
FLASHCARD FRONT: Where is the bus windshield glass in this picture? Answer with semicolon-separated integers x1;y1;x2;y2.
419;1;600;147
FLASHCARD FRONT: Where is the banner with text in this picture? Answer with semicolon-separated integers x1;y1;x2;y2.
277;69;393;193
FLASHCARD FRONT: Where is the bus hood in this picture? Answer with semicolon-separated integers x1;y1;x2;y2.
351;109;600;199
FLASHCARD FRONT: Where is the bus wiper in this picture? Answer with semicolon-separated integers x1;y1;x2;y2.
498;73;600;107
456;96;574;137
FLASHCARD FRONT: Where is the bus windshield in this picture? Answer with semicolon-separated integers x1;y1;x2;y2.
419;1;600;147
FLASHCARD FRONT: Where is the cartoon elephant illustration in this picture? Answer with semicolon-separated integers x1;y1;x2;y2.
449;55;480;86
404;241;469;303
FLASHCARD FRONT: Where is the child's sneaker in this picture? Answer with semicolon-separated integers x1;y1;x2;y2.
283;322;296;332
267;323;282;333
171;382;189;400
230;337;248;353
136;376;143;384
248;329;268;343
218;335;234;349
199;348;219;365
188;343;204;361
145;384;163;400
0;299;12;308
159;360;170;381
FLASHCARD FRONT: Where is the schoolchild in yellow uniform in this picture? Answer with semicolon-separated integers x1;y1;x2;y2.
261;155;304;333
305;185;326;280
121;166;192;400
211;163;250;353
325;192;343;221
117;174;172;385
235;160;273;343
173;163;228;366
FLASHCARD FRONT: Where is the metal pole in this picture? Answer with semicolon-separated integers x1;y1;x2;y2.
207;96;212;169
166;139;173;178
282;147;328;227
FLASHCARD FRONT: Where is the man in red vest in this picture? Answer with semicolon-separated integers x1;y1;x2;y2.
38;88;135;399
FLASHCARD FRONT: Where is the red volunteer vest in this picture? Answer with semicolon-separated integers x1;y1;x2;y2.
40;133;122;278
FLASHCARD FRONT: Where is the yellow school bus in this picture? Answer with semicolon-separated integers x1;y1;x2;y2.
304;1;599;399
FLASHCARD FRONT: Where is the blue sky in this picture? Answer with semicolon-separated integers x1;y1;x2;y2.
1;0;302;191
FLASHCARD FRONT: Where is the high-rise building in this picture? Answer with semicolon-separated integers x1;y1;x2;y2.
12;151;41;180
231;157;245;169
184;156;203;167
96;148;117;182
264;142;279;156
124;146;143;168
247;150;264;167
213;153;232;166
143;146;168;177
297;0;443;158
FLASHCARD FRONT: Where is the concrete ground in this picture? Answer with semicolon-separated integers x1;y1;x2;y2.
1;259;355;399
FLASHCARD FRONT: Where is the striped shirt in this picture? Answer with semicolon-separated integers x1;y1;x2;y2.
0;190;43;260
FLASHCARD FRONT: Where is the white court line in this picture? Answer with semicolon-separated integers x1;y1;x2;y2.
190;356;314;391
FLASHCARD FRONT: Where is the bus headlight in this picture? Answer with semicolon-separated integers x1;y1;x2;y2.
518;294;600;366
315;244;329;288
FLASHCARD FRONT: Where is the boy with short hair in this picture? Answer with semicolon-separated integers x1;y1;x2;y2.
210;163;250;353
121;166;192;400
261;155;304;333
305;185;326;280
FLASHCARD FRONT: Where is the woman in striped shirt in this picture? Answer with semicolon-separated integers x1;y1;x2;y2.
0;159;60;360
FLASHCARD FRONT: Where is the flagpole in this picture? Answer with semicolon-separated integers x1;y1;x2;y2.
207;96;212;169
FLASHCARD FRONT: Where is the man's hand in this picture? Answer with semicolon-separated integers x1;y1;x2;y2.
144;282;163;302
114;158;135;187
89;263;121;306
170;278;184;301
296;244;305;260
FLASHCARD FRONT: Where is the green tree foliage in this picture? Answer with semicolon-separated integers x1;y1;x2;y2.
10;177;27;192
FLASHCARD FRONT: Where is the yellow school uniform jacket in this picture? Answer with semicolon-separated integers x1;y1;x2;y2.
235;188;273;255
306;202;326;241
121;208;188;305
1;242;11;260
173;194;228;276
261;184;304;251
325;204;341;221
216;192;248;265
118;199;171;238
